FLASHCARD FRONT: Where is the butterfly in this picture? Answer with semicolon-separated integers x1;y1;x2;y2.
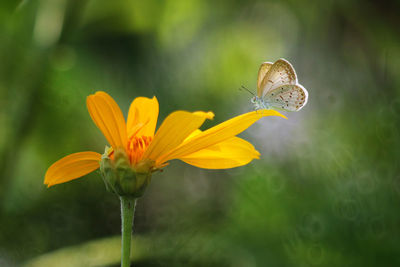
246;58;308;111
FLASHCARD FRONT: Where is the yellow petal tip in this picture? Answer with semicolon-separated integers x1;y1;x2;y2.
193;111;215;120
205;111;215;119
262;109;287;119
280;113;288;120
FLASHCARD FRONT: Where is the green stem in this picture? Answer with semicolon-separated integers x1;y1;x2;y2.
120;196;136;267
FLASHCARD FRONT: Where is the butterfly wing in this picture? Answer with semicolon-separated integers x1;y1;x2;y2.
257;62;273;97
264;84;308;111
260;59;297;97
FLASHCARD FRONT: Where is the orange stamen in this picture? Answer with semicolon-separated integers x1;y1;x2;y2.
127;135;153;165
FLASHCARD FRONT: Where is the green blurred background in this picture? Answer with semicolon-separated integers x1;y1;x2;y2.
1;0;399;266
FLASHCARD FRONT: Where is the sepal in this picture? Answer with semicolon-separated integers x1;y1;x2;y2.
99;147;153;198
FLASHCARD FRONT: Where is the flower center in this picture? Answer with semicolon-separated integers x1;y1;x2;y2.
127;135;153;165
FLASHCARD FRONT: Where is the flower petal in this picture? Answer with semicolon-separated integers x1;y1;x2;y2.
44;151;101;187
87;91;127;149
179;136;260;169
127;96;159;138
158;110;286;163
143;111;214;162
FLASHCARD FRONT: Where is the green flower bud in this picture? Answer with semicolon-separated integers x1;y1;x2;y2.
99;147;153;198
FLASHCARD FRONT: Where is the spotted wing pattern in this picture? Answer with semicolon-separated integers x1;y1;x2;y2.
259;59;297;98
257;62;273;97
264;84;308;111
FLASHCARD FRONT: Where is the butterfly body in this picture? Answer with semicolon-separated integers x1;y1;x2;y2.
252;59;308;112
251;96;268;110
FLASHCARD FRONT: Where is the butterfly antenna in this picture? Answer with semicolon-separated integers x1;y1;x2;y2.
239;85;255;96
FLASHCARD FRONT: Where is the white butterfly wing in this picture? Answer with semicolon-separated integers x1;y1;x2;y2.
257;62;273;97
264;84;308;111
260;59;297;97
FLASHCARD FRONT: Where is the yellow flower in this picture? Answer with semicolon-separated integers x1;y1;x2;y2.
44;91;286;191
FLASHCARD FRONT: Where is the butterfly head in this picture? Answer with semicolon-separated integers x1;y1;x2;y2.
251;96;268;110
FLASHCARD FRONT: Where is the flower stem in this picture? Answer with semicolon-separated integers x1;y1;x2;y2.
120;196;136;267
